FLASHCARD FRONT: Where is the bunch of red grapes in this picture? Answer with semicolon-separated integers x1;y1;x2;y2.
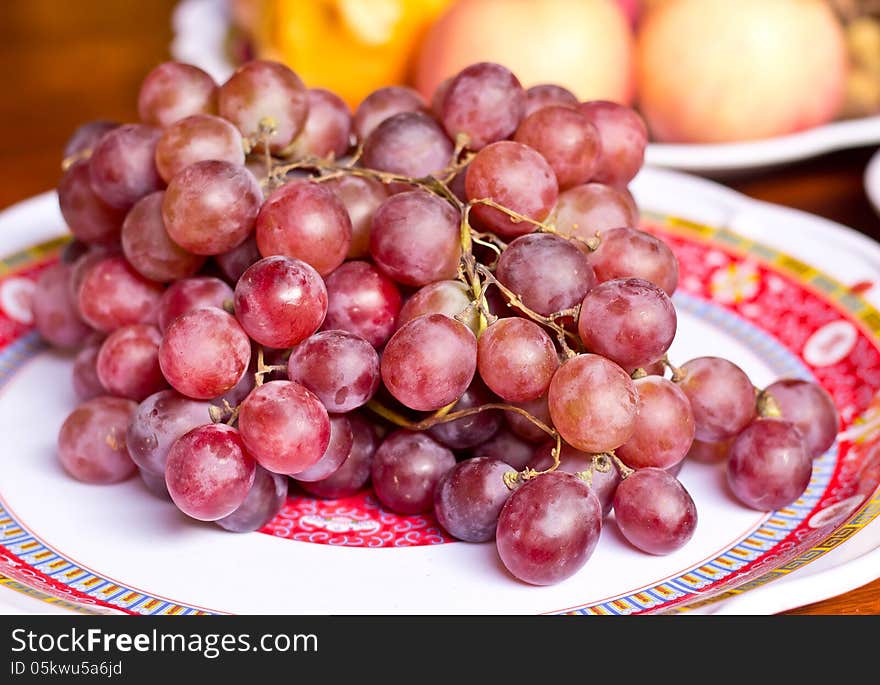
36;58;840;586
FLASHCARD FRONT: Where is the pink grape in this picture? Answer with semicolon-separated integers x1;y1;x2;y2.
121;191;205;282
472;428;536;470
397;280;480;334
527;443;621;517
137;61;218;127
139;467;170;499
551;183;639;244
88;124;163;210
431;77;452;117
237;380;331;475
477;317;559;403
353;85;426;142
233;256;328;348
523;84;579;117
687;437;733;464
586;226;679;296
216;465;288;533
441;62;525;150
69;244;119;300
157;276;234;332
96;323;167;401
465;141;558;239
290;414;353;482
513;105;600;189
154;114;245;183
371;430;456;515
361;111;454;185
72;342;105;401
494;232;597;317
162;160;262;255
505;395;553;443
299;413;378;499
158;307;251;399
727;418;812;511
577;278;677;370
380;314;477;411
613;468;697;554
286;330;380;413
579;100;648;188
32;262;92;348
548;354;638;452
616;376;695;470
218;59;309;152
165;423;256;521
63;120;119;160
126;388;212;476
369;190;461;286
215;235;262;284
255;179;352;276
76;255;163;333
288;88;352;159
324;175;387;259
322;260;402;347
57;396;137;484
434;457;513;542
678;357;757;442
428;380;502;449
764;379;840;458
496;471;601;585
57;160;127;244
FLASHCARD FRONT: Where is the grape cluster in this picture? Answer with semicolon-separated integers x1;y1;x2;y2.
38;58;841;587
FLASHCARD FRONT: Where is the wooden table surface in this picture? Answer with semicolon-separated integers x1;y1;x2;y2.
2;1;879;615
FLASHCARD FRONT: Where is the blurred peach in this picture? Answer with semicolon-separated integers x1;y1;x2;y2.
636;0;848;143
415;0;636;106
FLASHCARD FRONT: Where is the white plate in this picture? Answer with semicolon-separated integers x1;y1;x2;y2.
1;167;880;616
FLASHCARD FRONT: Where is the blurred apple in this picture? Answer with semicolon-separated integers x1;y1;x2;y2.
636;0;848;143
415;0;636;105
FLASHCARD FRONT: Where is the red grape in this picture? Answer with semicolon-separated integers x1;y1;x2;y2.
237;380;331;475
586;226;679;296
322;260;402;347
57;160;126;244
353;85;426;142
96;323;167;401
441;62;525;150
215;235;262;284
764;379;839;459
613;468;697;555
158;307;251;399
299;413;378;499
434;457;513;542
548;354;638;452
216;465;288;533
57;396;137;484
286;330;380;413
218;59;309;152
577;278;677;370
88;124;164;210
527;443;621;517
157;276;234;332
165;423;256;521
121;191;205;282
397;279;480;334
369;190;461;286
496;472;601;585
233;256;328;348
551;183;639;243
370;430;455;515
472;428;536;470
687;437;733;464
64;120;119;160
465;141;558;239
477;317;559;403
154;114;245;183
579;100;648;188
162;160;262;255
32;262;92;348
428;380;502;449
616;376;695;470
290;414;353;482
513;105;600;189
324;175;387;259
137;61;218;127
76;255;163;333
678;357;757;442
288;88;352;159
727;418;812;511
523;84;579;117
255;180;352;276
361;111;454;185
505;395;553;443
380;314;477;411
72;342;105;401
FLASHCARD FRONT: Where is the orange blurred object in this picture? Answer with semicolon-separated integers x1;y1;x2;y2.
232;0;452;108
414;0;636;106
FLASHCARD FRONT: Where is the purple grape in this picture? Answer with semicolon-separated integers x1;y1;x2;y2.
434;457;514;542
764;379;839;458
428;380;502;449
300;414;379;499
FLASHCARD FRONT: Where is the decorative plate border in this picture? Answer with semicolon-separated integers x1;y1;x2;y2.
0;213;878;615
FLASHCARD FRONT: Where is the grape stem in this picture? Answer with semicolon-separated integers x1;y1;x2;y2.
364;398;562;487
253;346;286;388
661;354;686;382
574;452;615;486
755;388;782;418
